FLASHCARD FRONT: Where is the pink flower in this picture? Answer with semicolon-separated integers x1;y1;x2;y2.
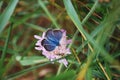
34;29;71;67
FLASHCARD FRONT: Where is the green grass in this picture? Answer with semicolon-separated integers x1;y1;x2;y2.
0;0;18;34
0;0;120;80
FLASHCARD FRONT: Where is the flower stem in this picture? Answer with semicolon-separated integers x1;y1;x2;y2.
56;63;63;75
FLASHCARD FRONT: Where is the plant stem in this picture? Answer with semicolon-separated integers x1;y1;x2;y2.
0;24;12;78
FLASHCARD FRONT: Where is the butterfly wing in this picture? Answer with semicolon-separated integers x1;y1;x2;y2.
53;30;62;41
45;29;60;45
45;29;56;41
41;39;56;51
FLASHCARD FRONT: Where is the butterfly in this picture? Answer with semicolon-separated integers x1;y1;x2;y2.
41;29;63;51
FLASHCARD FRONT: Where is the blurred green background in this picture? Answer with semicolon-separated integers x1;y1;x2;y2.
0;0;120;80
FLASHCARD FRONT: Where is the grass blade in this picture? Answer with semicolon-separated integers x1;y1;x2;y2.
38;0;60;29
24;23;46;32
63;0;120;79
0;23;12;78
63;0;116;64
0;0;19;34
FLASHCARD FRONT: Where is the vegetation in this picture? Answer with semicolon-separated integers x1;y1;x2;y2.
0;0;120;80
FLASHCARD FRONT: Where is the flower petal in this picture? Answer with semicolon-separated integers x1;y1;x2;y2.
34;35;42;39
58;58;68;67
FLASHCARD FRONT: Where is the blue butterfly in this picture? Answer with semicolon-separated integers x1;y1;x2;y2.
41;29;63;51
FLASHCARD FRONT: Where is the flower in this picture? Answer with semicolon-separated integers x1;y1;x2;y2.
34;29;71;67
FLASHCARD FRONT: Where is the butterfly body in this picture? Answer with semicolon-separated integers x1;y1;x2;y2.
41;29;63;51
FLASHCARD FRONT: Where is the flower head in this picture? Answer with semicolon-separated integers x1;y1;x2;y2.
34;29;71;67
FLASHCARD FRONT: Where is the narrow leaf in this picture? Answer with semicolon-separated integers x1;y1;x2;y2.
0;0;19;34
